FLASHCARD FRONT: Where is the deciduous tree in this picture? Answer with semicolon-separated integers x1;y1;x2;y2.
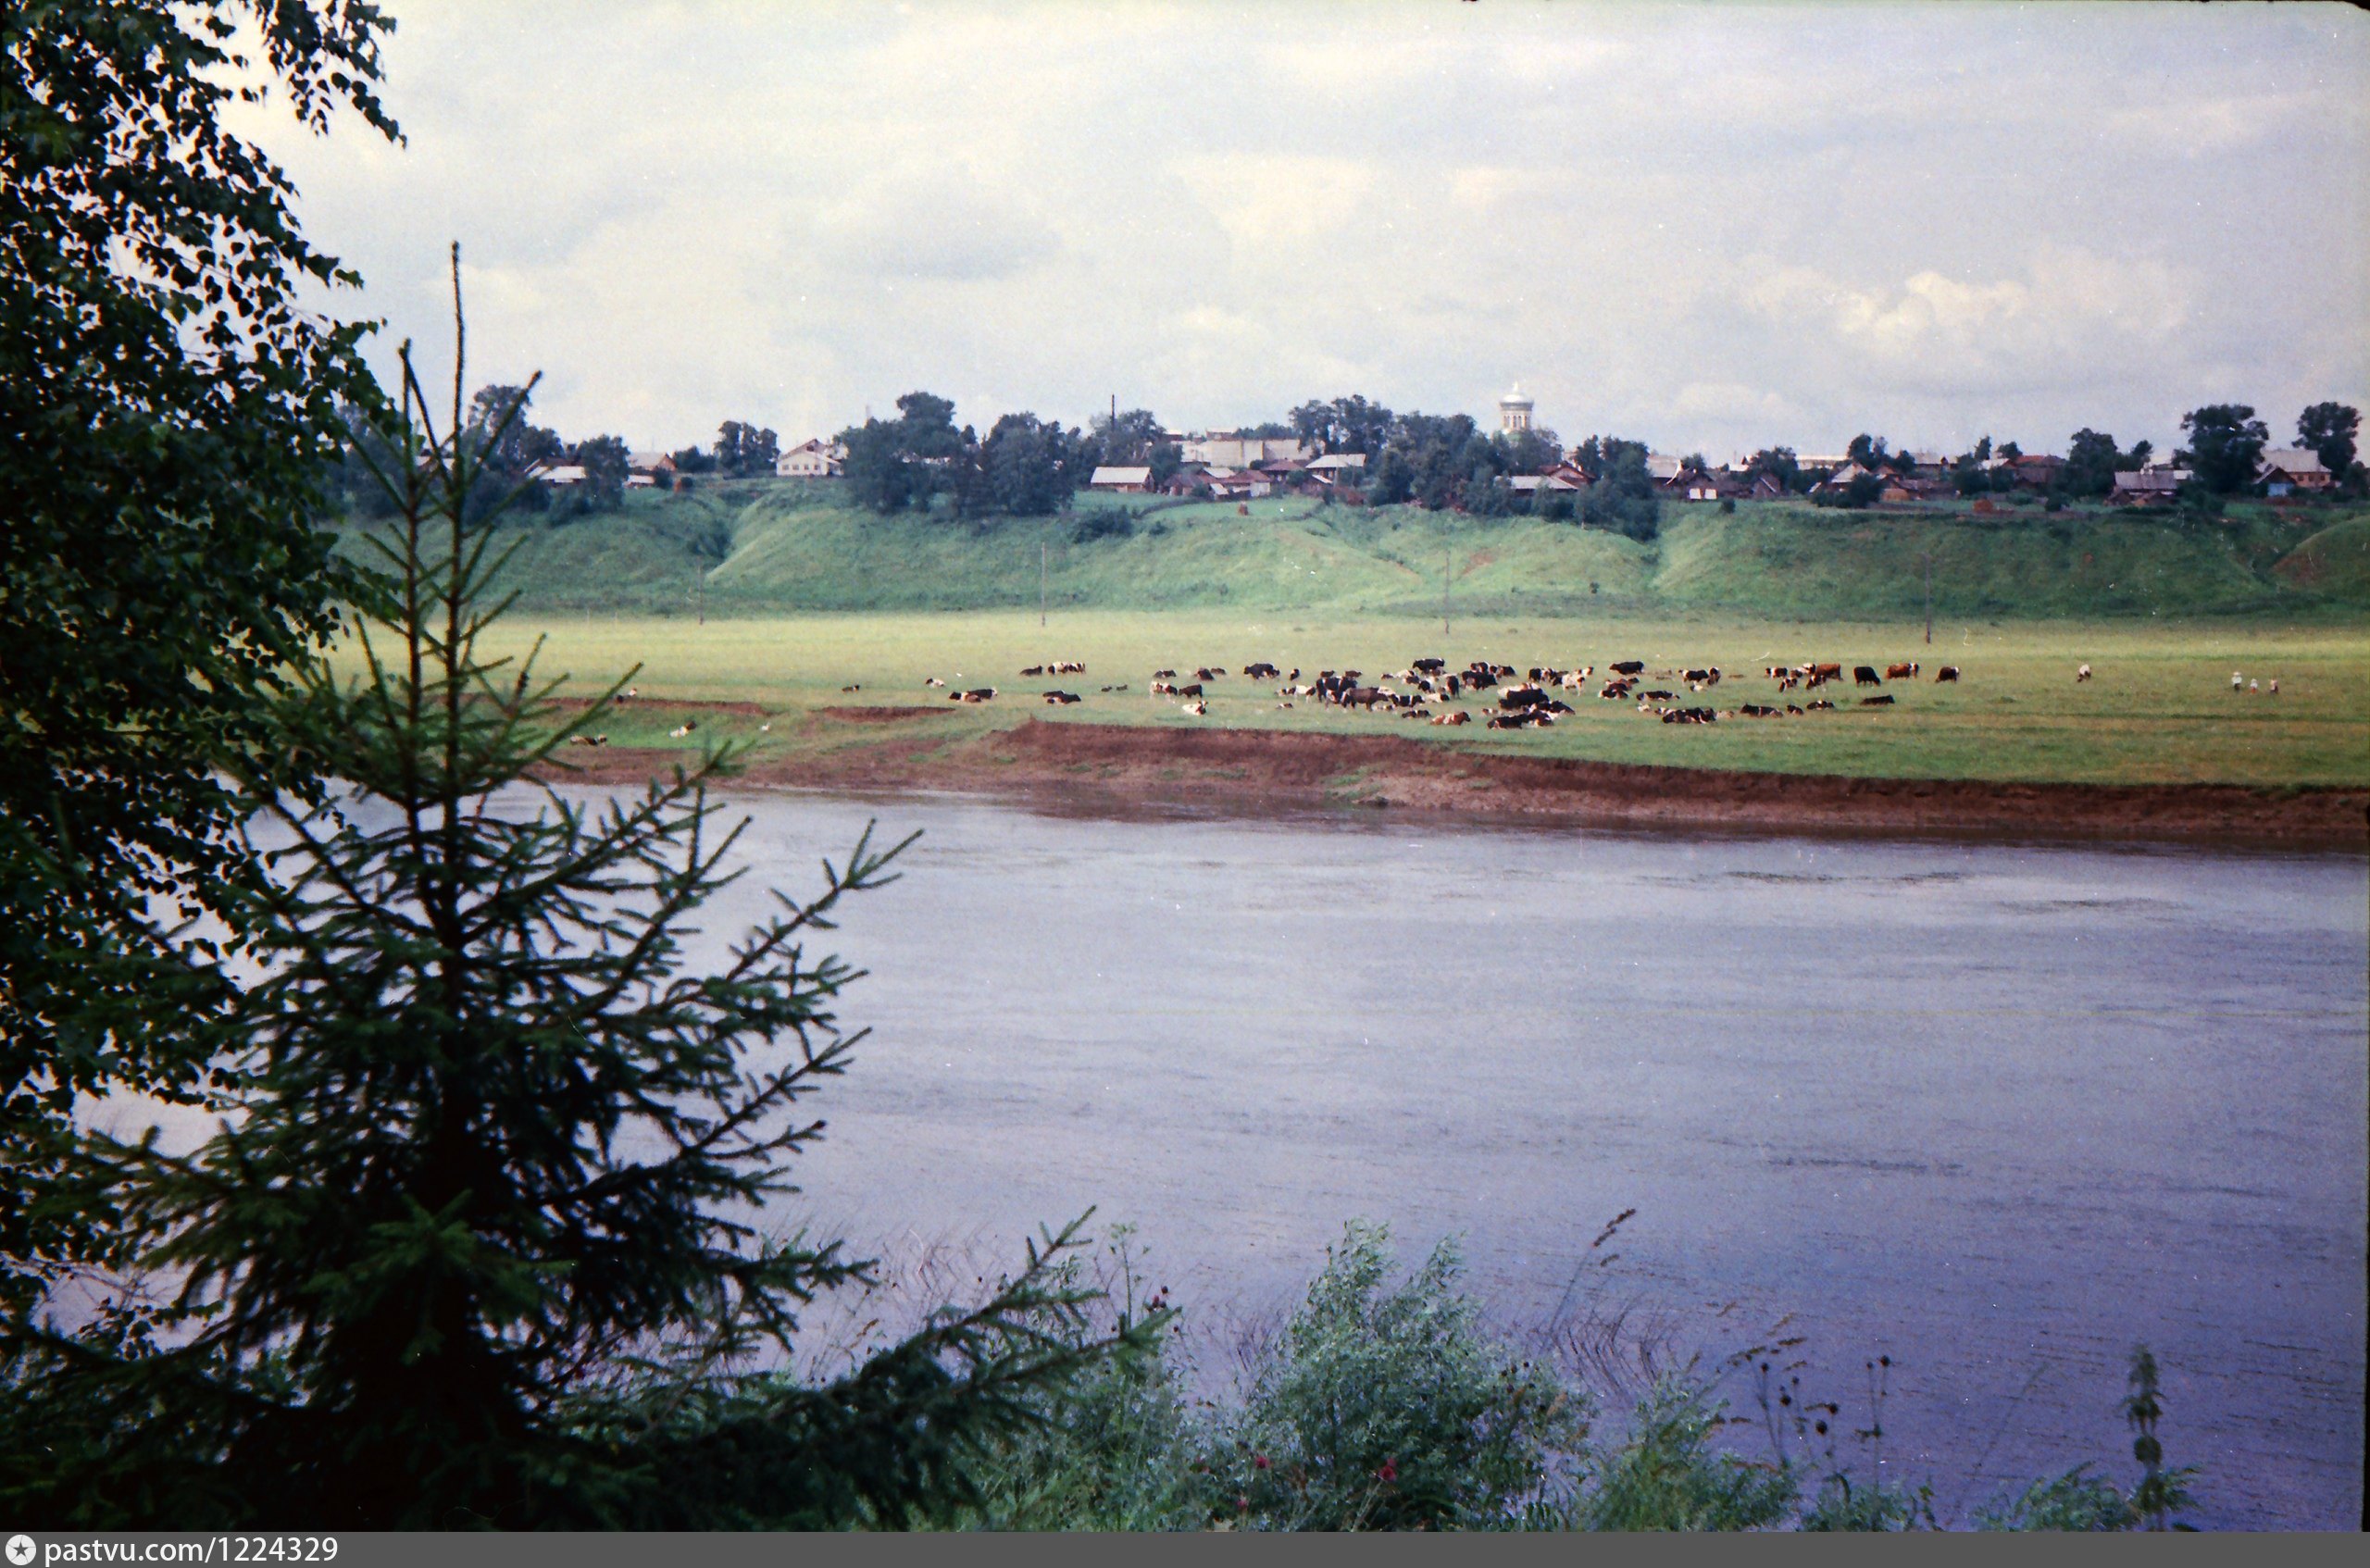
0;0;397;1312
2177;404;2269;493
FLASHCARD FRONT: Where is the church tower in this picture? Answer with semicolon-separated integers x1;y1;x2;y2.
1498;383;1534;434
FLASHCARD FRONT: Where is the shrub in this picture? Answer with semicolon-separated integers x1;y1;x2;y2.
1071;509;1135;543
1975;1466;2138;1531
1576;1378;1797;1530
1217;1223;1590;1530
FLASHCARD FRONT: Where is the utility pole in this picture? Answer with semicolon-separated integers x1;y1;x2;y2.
1923;551;1932;645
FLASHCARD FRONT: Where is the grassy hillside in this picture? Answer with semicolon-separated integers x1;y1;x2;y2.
351;480;2370;622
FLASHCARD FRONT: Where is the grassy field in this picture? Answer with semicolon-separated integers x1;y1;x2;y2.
454;609;2370;790
359;481;2370;623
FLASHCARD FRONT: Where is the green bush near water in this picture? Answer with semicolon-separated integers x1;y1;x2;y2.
951;1223;2202;1532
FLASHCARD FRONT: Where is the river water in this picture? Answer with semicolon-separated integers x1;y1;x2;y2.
656;787;2365;1530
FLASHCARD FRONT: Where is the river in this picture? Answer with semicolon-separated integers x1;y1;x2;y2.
659;787;2366;1530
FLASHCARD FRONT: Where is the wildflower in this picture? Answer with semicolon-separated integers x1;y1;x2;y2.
1254;1454;1271;1470
1377;1460;1399;1484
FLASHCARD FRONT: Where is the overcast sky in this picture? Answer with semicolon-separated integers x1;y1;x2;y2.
241;0;2370;461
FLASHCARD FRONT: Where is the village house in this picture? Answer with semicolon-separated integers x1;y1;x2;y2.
2110;468;2185;506
1087;465;1153;492
1304;453;1368;479
776;438;846;479
1503;471;1586;495
2257;449;2333;494
626;450;675;488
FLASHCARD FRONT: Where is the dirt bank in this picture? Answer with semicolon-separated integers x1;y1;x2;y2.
541;717;2369;848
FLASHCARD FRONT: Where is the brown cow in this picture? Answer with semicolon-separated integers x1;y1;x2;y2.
1935;666;1960;682
1886;662;1919;679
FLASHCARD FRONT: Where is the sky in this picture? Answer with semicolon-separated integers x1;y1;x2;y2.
237;0;2370;462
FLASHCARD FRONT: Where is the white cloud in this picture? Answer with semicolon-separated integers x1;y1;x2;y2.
237;0;2368;457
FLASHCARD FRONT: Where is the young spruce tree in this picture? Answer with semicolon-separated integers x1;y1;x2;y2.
4;260;1151;1528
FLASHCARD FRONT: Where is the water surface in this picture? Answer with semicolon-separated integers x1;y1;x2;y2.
673;789;2365;1529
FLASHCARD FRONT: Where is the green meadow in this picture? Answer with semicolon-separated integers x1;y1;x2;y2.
457;608;2370;790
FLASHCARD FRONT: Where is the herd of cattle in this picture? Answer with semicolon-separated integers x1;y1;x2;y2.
912;653;2019;727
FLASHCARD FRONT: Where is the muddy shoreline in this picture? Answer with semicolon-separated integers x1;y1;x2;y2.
543;715;2370;851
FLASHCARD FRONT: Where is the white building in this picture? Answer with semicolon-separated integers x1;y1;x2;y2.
1179;434;1309;467
1498;384;1534;434
777;438;846;479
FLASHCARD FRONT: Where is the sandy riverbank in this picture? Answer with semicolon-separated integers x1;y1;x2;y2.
543;707;2370;849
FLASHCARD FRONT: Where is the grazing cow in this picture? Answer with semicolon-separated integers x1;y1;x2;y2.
1433;710;1471;726
1805;699;1836;712
1150;680;1177;695
1765;666;1791;679
1886;662;1919;679
1052;661;1086;675
1808;663;1842;683
2077;663;2092;682
1340;686;1385;710
1682;667;1721;686
1194;667;1218;681
1853;666;1883;686
1153;668;1178;679
1860;694;1895;706
1413;657;1447;674
1244;662;1279;679
1777;676;1800;691
1182;700;1206;716
1499;687;1552;710
1043;691;1082;705
1020;665;1044;676
1935;666;1959;682
1740;703;1779;717
1610;659;1645;676
1178;682;1204;699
